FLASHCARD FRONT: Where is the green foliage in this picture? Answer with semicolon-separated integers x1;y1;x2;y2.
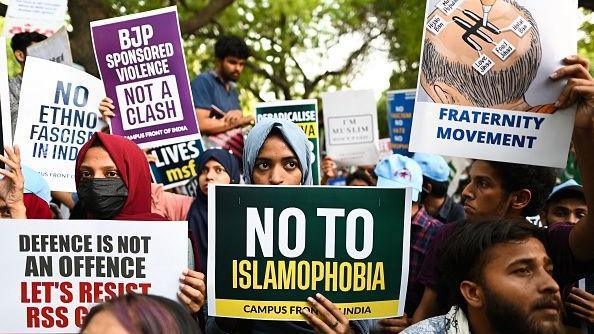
579;8;594;76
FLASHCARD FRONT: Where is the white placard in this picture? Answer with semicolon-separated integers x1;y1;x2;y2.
26;26;73;64
0;219;188;333
412;0;578;167
3;0;67;37
13;57;106;192
322;90;380;166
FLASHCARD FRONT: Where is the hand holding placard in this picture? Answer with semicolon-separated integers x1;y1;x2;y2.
0;146;26;218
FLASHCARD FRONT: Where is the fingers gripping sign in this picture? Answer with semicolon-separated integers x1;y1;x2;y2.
0;146;26;218
302;293;354;334
99;97;116;119
566;287;594;324
178;269;206;314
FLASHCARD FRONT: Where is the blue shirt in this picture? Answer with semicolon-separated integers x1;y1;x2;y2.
190;70;241;112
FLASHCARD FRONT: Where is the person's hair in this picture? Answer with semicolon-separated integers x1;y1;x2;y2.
10;32;47;53
346;170;375;186
438;218;546;311
484;161;557;217
215;35;250;60
423;176;449;198
80;294;199;334
422;0;541;108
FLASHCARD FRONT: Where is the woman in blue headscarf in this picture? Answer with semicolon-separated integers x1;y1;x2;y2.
207;119;369;334
187;148;241;273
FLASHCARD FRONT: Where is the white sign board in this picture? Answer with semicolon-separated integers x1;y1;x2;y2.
0;219;188;333
3;0;67;37
13;57;106;192
26;26;73;64
410;0;578;168
322;89;380;166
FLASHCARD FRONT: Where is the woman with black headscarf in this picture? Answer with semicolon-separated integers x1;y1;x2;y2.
187;148;240;273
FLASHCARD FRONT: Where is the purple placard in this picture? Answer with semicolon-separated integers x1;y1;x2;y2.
90;6;200;148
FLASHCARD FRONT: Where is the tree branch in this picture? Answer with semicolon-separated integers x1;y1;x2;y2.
179;0;234;35
304;32;381;97
246;62;292;100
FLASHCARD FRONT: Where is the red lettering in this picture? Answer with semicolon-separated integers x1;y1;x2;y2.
75;306;89;328
55;306;69;328
21;282;30;302
59;282;73;303
26;307;40;328
79;282;92;303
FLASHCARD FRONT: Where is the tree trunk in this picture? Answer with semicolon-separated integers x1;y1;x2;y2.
68;0;113;77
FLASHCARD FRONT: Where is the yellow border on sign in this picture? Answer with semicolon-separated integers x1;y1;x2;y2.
215;299;399;320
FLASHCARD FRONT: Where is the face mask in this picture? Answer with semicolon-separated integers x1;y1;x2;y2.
77;178;128;219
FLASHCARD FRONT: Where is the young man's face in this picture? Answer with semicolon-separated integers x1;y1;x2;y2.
461;161;512;222
218;56;246;82
542;196;587;226
476;238;563;334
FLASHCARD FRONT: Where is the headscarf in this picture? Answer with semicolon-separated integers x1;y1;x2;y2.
23;194;53;219
243;118;312;185
22;165;51;204
187;149;240;272
75;132;164;221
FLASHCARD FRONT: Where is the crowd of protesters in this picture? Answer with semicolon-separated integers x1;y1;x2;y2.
2;23;594;334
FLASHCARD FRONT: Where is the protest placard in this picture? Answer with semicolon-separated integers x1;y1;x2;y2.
387;90;416;157
207;185;412;321
149;139;205;189
256;100;321;184
410;0;577;168
0;36;12;158
0;219;187;333
91;6;201;148
322;90;380;166
3;0;67;37
13;57;106;192
27;26;73;65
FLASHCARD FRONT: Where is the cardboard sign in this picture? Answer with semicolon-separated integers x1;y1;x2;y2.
149;139;205;190
91;6;201;148
207;185;412;321
13;57;106;192
387;90;416;157
27;26;73;65
0;219;188;333
322;90;380;166
411;0;578;167
3;0;67;37
256;100;321;184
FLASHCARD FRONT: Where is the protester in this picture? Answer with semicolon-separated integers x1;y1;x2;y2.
346;170;375;186
187;148;241;273
541;179;587;227
190;35;254;158
539;179;594;329
0;146;26;218
80;294;200;334
74;132;206;317
151;183;194;221
8;32;47;137
371;155;443;333
413;153;464;224
206;118;368;334
321;156;377;186
412;55;594;325
403;218;563;334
